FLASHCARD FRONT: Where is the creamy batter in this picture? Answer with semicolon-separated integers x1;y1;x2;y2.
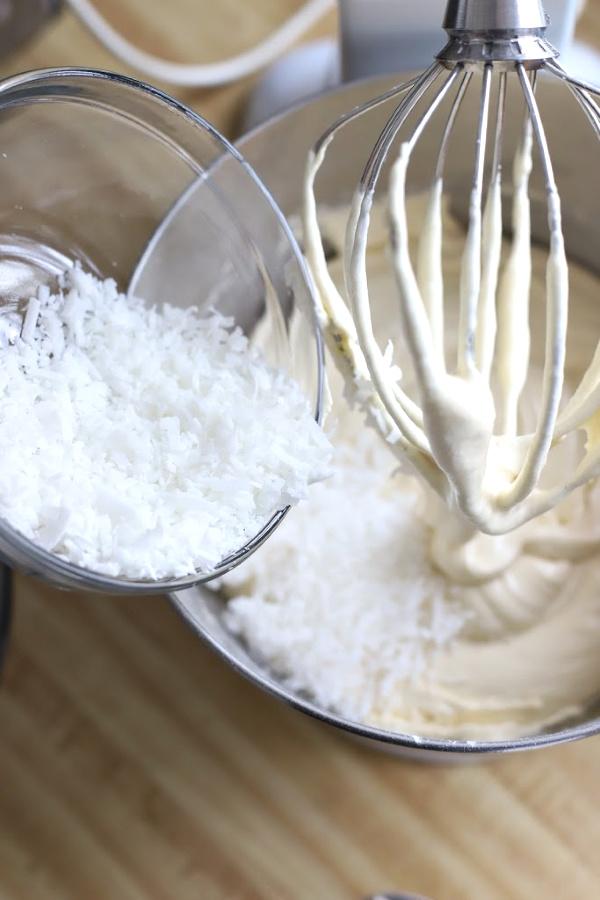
317;191;600;738
220;177;600;741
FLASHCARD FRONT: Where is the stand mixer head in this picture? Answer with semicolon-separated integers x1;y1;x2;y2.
304;0;600;535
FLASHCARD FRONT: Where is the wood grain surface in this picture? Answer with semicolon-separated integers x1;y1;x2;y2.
2;3;600;900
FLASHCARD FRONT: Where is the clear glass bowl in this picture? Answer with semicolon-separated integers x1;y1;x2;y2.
0;67;325;594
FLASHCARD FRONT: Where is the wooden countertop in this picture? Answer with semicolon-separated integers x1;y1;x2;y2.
2;3;600;899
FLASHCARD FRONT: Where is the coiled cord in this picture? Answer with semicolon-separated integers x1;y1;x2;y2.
65;0;335;87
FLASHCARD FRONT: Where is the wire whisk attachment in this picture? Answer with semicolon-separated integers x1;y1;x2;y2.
304;0;600;535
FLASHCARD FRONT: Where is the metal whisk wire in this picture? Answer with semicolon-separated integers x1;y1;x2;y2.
303;0;600;535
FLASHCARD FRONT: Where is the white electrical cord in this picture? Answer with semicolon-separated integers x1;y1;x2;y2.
65;0;336;87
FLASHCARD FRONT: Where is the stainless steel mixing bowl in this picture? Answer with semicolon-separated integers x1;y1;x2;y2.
170;73;600;760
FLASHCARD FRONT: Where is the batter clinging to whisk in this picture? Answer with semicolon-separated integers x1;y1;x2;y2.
304;0;600;535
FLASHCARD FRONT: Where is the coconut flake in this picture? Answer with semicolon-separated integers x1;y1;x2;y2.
0;265;332;580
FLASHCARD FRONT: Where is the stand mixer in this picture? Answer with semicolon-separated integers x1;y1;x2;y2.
2;5;600;899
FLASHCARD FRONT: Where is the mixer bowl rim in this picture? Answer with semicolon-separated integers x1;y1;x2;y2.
168;588;600;755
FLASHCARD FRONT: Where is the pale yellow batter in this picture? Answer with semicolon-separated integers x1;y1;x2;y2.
218;157;600;740
309;198;600;739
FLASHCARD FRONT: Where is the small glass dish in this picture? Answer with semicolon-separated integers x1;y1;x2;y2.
0;67;325;594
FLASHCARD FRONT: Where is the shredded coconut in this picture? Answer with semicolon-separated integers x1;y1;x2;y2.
0;265;333;580
220;408;468;724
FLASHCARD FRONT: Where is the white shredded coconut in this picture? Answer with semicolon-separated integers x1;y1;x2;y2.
0;265;333;580
220;411;468;724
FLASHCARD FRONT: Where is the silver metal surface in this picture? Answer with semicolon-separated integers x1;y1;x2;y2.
442;0;547;32
339;0;446;81
436;32;556;64
339;0;576;81
438;0;557;65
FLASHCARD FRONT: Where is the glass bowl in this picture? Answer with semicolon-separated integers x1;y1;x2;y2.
0;67;325;594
